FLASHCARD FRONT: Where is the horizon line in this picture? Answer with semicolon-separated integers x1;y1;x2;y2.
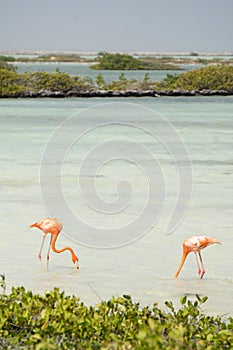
1;49;233;56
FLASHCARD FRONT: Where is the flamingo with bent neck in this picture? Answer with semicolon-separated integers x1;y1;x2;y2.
30;218;79;269
174;236;221;279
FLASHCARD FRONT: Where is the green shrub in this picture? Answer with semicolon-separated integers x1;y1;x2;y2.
0;64;233;96
0;69;23;96
173;65;233;92
19;71;76;92
0;275;232;349
0;55;15;62
91;53;182;71
91;52;142;70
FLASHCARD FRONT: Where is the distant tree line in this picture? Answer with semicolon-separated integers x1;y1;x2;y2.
91;52;181;70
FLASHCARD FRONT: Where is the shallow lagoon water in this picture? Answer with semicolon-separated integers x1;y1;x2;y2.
15;61;194;83
0;96;232;317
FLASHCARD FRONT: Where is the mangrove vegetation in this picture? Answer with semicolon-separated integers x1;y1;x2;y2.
0;275;232;349
1;52;233;69
0;54;93;63
0;61;233;97
90;52;181;70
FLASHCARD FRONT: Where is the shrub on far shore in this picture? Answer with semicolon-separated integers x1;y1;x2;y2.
91;52;141;70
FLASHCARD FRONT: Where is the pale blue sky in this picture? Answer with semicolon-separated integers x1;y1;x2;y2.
0;0;232;52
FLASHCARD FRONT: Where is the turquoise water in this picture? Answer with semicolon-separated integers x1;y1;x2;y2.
15;61;194;83
0;96;232;317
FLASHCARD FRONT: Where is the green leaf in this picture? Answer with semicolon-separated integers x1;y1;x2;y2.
180;296;187;305
201;296;208;304
138;330;147;340
116;297;126;305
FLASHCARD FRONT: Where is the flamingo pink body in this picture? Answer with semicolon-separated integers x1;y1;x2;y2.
30;218;79;269
174;235;221;279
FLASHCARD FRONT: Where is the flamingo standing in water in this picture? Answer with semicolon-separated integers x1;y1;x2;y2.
174;236;221;279
30;218;79;269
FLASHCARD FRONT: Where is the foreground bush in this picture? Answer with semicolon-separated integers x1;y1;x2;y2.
0;63;233;97
0;275;232;349
171;65;233;92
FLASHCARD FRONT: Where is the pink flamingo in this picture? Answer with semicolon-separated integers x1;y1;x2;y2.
30;218;79;269
174;236;221;279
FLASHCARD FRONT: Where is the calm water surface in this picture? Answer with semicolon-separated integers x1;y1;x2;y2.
15;61;195;83
0;96;232;317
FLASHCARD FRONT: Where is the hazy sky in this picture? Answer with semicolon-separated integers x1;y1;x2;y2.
1;0;232;52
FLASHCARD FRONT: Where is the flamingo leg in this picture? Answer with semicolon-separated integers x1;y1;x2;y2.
38;234;46;264
46;235;53;270
195;252;201;278
198;251;205;279
174;250;189;279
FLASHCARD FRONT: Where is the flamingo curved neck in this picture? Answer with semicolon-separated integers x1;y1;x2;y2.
51;234;78;264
